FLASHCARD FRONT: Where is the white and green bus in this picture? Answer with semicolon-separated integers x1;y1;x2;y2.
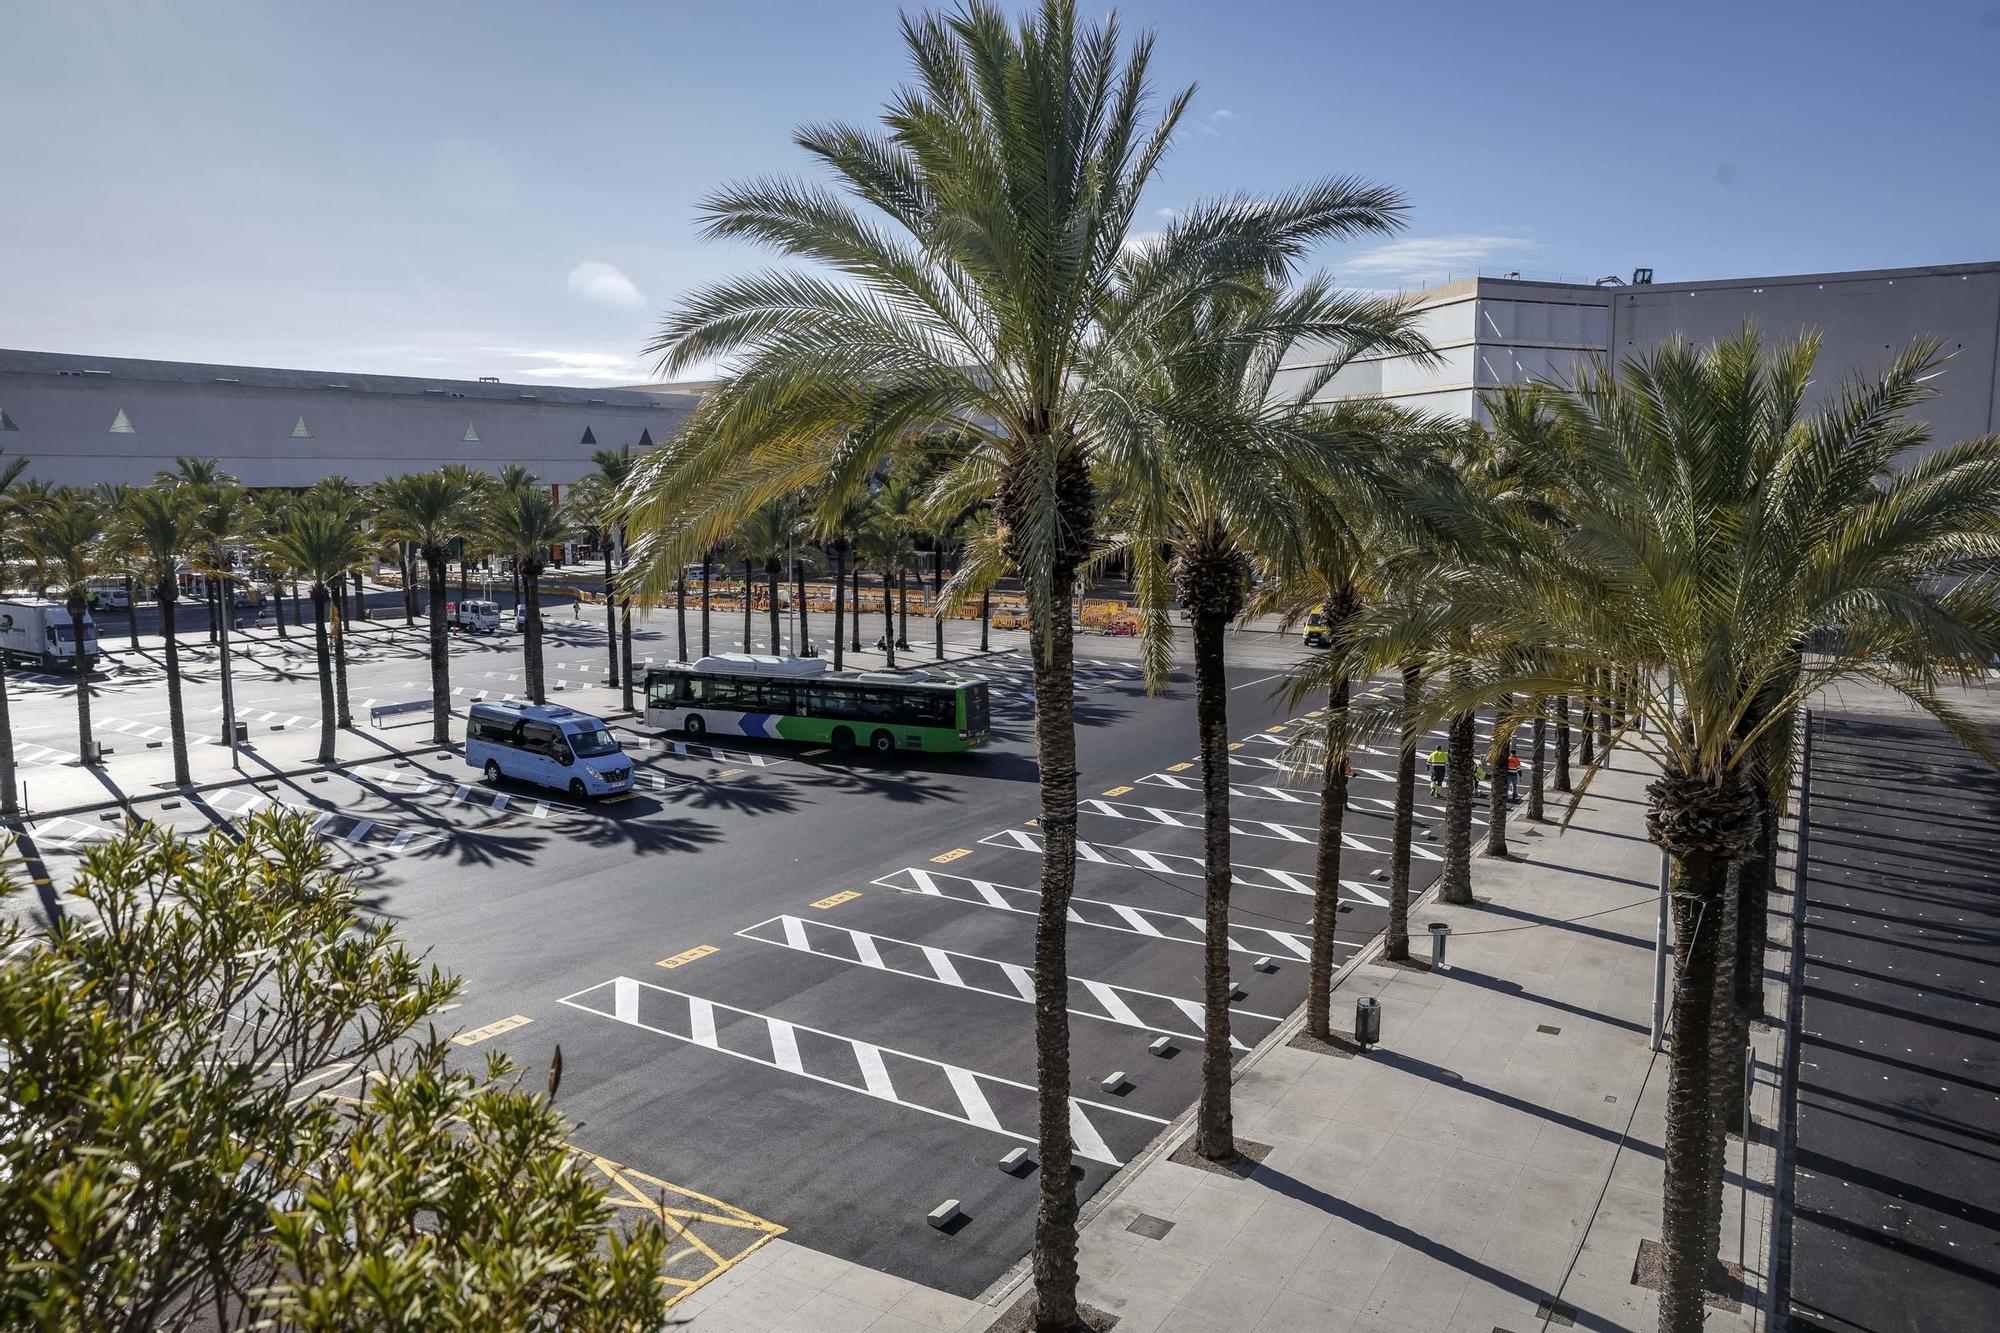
643;654;991;755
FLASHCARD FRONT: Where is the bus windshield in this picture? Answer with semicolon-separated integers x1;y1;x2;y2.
568;726;621;758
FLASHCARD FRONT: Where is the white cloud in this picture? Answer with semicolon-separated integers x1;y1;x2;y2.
565;260;646;309
1210;108;1234;121
1155;207;1179;220
1120;230;1163;254
1340;234;1537;287
478;345;650;385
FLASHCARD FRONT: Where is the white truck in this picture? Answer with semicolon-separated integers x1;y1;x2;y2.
0;600;99;671
447;599;502;633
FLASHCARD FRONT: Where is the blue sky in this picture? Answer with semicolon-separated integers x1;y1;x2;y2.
4;0;1995;385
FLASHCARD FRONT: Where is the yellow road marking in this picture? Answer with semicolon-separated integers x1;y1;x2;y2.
658;944;718;969
1102;785;1133;796
802;747;830;757
578;1153;784;1305
453;1014;532;1047
1227;742;1244;751
1265;725;1288;734
1166;761;1193;772
1306;709;1325;718
812;890;860;909
931;848;972;863
713;767;743;779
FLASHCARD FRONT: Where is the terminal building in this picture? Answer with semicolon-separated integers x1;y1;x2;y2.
0;350;700;490
1278;260;2000;453
1;260;1994;491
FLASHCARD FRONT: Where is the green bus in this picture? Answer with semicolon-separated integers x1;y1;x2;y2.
643;654;991;755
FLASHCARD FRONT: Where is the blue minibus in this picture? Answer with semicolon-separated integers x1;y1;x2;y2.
465;701;634;799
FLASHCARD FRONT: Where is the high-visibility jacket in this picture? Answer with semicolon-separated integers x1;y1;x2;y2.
1428;748;1448;767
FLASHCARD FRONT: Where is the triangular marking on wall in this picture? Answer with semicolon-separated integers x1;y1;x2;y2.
580;426;597;446
109;409;136;434
0;407;17;431
464;422;480;442
638;427;654;447
291;416;313;438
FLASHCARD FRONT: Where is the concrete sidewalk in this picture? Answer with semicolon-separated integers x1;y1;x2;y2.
679;748;1790;1332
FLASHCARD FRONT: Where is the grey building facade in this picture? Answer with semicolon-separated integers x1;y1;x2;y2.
1280;260;2000;450
0;350;700;491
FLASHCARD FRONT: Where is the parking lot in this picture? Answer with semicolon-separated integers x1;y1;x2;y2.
7;629;1476;1301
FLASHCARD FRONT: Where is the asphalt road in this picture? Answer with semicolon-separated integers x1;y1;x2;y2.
1783;712;2000;1332
6;622;1470;1298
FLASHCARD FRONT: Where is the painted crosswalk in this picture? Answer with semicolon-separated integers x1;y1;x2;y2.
872;865;1328;962
736;914;1280;1047
201;703;320;729
559;976;1165;1165
1136;770;1485;826
350;764;572;819
1078;798;1440;861
13;741;76;767
207;787;446;855
615;732;775;767
21;815;119;853
978;827;1392;904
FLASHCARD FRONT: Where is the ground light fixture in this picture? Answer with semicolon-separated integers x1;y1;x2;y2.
1354;996;1381;1050
1427;920;1451;971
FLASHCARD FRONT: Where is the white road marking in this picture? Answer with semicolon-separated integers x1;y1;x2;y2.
978;828;1395;904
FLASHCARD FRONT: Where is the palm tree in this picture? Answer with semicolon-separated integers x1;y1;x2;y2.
189;485;256;755
377;469;483;746
0;453;34;813
854;495;920;670
810;494;874;673
572;448;635;688
22;489;108;763
618;5;1408;1320
730;500;800;656
491;489;572;703
111;482;202;787
263;501;373;764
1370;332;2000;1332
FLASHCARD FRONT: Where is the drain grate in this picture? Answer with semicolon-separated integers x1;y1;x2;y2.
1535;1299;1577;1326
1536;1024;1562;1035
1125;1213;1174;1241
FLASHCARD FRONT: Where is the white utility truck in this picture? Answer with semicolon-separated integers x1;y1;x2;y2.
0;600;99;671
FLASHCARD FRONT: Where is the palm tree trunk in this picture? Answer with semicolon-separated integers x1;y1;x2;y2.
525;569;545;704
676;572;688;662
882;570;896;668
310;586;335;765
1440;700;1475;905
1579;687;1596;767
69;591;94;764
1308;673;1350;1041
980;589;990;652
1384;662;1421;962
1026;570;1082;1332
1192;604;1237;1159
700;560;711;656
1554;693;1572;792
331;603;352;730
125;575;139;650
831;544;845;671
603;550;620;685
622;596;636;712
1484;696;1513;857
0;648;16;815
1528;702;1547;822
933;551;945;660
795;562;809;656
850;564;863;650
741;559;753;651
896;569;909;648
766;560;781;654
401;548;416;625
159;585;190;787
426;551;450;747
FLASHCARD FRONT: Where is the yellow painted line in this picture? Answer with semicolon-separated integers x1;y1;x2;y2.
1102;785;1133;797
658;944;719;970
1166;761;1193;772
1265;725;1288;734
1227;742;1244;751
802;747;830;757
453;1014;532;1047
1306;709;1325;718
812;890;860;909
1025;818;1038;827
713;767;744;779
931;848;972;863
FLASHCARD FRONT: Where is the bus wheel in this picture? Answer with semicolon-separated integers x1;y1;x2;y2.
684;714;706;738
870;730;896;755
484;760;502;784
830;727;855;753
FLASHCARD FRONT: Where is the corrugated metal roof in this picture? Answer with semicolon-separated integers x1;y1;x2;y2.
0;348;670;408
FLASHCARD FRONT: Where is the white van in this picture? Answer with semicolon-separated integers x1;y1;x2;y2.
464;701;634;799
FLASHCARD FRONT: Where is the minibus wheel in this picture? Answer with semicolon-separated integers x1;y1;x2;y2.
570;779;587;799
484;760;502;783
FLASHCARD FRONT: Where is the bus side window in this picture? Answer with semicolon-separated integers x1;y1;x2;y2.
760;682;794;715
706;678;743;709
681;677;706;704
